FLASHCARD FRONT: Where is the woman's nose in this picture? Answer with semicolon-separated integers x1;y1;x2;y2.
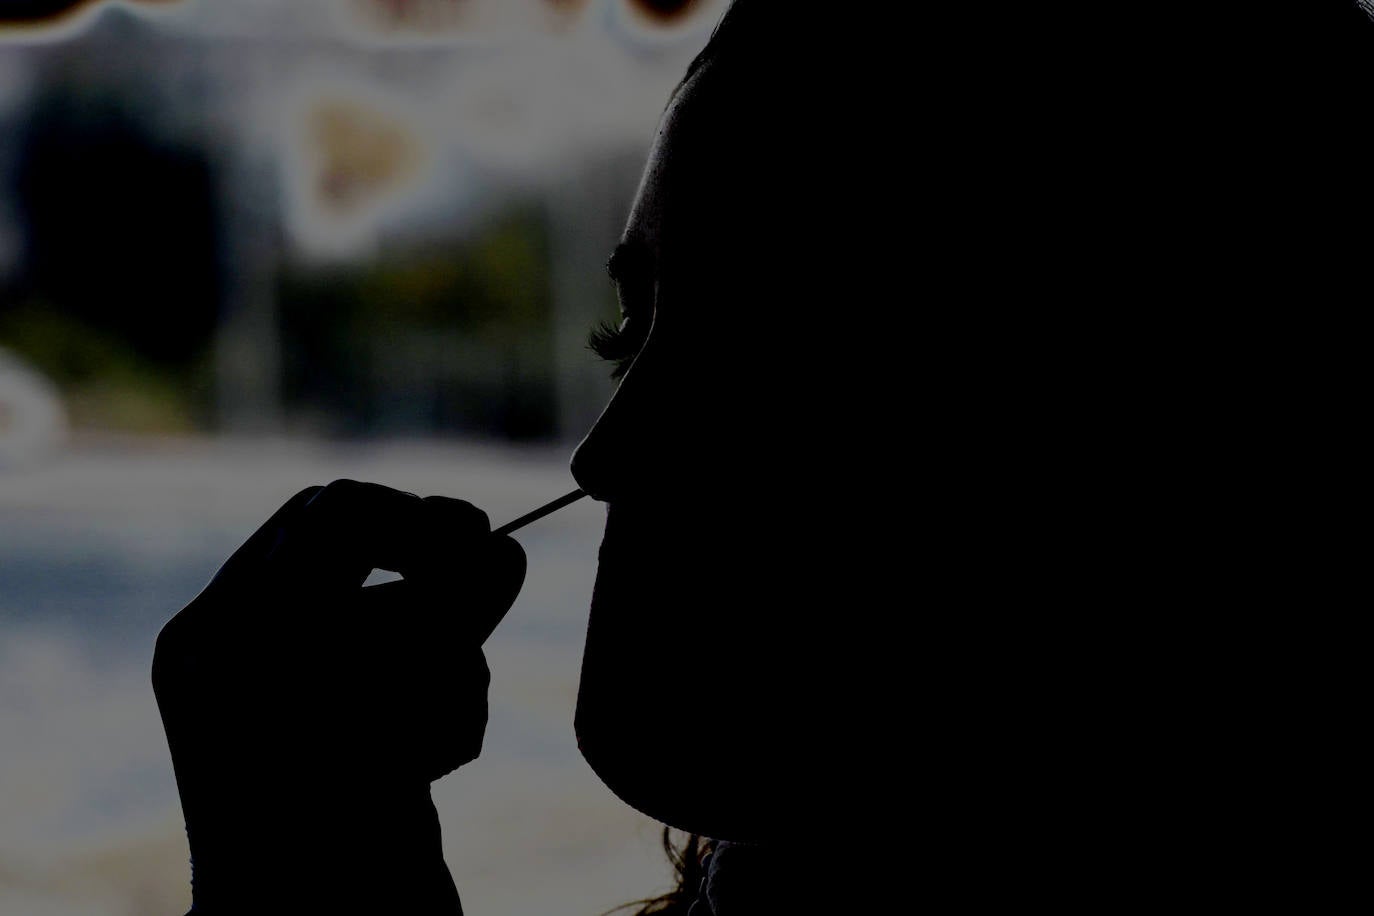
569;421;614;504
570;375;640;504
569;362;662;504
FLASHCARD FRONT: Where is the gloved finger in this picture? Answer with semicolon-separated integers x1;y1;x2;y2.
204;485;325;594
264;479;436;590
467;534;526;645
359;527;524;646
393;500;525;644
159;486;325;650
353;579;493;676
396;495;493;579
348;579;492;780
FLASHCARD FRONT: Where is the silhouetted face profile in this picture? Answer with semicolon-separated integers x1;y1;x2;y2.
569;8;852;843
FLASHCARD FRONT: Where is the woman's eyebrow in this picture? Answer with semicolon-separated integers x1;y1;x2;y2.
606;240;650;283
606;243;632;282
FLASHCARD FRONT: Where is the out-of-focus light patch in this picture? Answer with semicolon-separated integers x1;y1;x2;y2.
0;52;32;112
347;0;473;35
338;0;579;43
280;81;435;259
310;102;423;213
169;0;338;41
609;0;723;47
0;349;67;470
624;0;706;26
0;0;190;44
269;22;703;246
432;33;699;181
543;0;593;24
335;0;723;46
335;0;712;45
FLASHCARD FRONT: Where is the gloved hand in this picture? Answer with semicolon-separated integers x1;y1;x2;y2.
152;480;526;914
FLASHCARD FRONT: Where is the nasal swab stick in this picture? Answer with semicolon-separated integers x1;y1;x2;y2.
492;489;587;537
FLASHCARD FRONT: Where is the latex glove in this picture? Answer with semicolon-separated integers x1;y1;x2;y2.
152;480;526;914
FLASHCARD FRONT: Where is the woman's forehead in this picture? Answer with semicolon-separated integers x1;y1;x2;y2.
620;61;716;254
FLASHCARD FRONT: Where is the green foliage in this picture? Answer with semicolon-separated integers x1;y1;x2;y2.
0;300;209;433
276;207;557;438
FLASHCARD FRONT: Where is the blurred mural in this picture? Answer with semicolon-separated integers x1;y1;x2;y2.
0;2;732;913
1;0;722;445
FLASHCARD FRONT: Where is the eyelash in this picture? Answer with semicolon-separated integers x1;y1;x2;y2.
591;246;655;378
588;317;649;380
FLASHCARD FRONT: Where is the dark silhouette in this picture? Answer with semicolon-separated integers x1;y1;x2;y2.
152;4;848;912
155;0;1374;909
161;0;1374;908
153;482;525;912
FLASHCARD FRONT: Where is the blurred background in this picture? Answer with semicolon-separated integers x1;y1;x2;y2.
0;1;728;912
